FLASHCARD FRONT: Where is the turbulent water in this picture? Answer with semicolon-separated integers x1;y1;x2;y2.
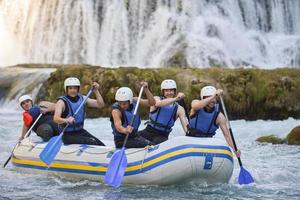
0;67;56;108
0;109;299;200
1;0;300;68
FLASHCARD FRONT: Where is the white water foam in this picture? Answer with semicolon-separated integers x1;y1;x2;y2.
0;0;300;68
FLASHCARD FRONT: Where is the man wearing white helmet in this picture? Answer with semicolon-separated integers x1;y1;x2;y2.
54;77;105;146
138;79;188;144
18;94;59;142
188;86;241;157
111;81;156;148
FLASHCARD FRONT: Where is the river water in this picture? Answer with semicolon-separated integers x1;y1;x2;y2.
0;109;299;200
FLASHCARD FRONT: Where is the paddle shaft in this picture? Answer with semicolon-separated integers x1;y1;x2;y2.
220;96;243;167
26;113;43;138
3;113;43;168
74;89;93;116
122;86;144;147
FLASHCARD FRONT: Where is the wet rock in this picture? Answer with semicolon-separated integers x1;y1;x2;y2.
256;135;286;144
287;126;300;145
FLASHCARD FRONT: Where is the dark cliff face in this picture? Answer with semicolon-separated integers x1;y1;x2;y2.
33;64;300;120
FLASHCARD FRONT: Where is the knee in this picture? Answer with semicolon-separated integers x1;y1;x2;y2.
36;124;54;142
87;137;105;146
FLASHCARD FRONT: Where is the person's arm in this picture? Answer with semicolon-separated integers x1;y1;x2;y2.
112;109;133;135
191;89;223;111
191;97;214;111
155;92;185;107
54;100;74;125
177;106;188;133
133;81;156;107
217;113;241;157
86;82;105;108
39;101;56;113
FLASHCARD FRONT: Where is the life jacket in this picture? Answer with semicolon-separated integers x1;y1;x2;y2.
111;102;141;138
23;112;33;127
23;105;41;130
58;95;85;133
147;96;178;133
189;104;220;137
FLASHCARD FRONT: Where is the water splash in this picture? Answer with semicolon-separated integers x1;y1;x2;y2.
0;67;56;109
0;7;25;67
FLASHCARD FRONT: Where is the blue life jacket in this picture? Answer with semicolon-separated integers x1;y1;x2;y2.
189;104;220;137
28;105;41;131
111;102;141;138
29;105;41;121
58;95;85;133
147;96;178;133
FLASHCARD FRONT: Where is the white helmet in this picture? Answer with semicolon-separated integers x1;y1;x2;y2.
18;95;33;105
115;87;133;104
201;86;217;99
161;79;177;91
64;77;80;92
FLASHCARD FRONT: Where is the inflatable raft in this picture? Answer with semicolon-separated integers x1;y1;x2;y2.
12;136;234;185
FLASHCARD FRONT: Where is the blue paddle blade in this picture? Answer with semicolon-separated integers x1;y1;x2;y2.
238;166;254;185
104;147;128;188
39;134;63;165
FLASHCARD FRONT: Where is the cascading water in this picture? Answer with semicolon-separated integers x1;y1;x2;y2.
0;0;300;68
1;2;300;199
0;67;56;109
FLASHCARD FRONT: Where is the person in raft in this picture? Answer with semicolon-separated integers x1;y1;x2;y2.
54;77;105;146
111;81;156;148
187;85;241;157
18;94;59;142
138;79;189;144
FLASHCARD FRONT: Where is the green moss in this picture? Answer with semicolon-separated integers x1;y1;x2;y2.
256;135;286;144
287;126;300;145
18;64;300;120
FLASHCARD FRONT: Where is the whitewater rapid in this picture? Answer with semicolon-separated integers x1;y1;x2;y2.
1;110;300;199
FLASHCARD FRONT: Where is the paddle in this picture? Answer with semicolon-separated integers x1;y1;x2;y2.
219;96;254;185
3;113;43;168
104;86;144;188
39;88;93;166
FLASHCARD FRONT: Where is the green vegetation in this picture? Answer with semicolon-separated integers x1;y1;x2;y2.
11;64;299;120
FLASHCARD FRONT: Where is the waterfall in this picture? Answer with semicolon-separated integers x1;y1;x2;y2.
0;67;55;110
0;0;300;68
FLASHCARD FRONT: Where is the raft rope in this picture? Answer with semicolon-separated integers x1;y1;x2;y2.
22;140;154;155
